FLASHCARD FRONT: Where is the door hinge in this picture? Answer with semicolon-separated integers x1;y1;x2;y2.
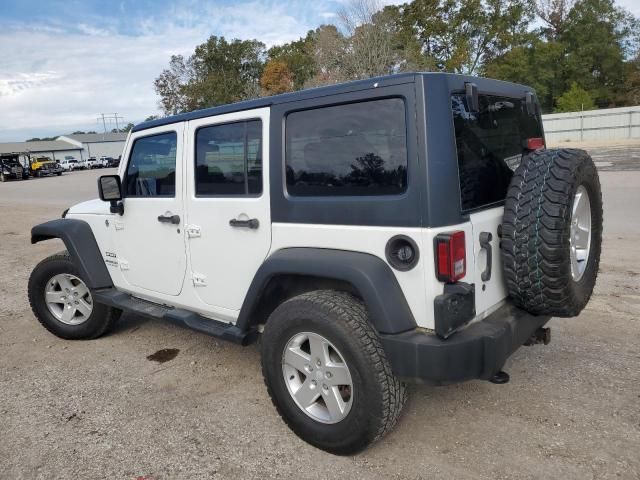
186;224;201;238
119;259;130;271
192;273;207;287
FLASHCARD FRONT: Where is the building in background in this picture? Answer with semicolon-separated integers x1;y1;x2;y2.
57;132;127;159
0;140;83;166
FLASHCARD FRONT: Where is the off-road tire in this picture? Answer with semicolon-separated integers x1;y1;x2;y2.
28;252;121;339
501;148;602;316
261;290;407;455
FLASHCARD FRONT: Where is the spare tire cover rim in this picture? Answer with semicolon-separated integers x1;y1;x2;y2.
570;185;592;282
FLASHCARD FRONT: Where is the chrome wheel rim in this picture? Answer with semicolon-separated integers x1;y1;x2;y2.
44;274;93;325
570;185;592;282
282;332;353;424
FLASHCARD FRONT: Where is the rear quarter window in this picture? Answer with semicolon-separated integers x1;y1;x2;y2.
285;98;408;196
452;93;543;211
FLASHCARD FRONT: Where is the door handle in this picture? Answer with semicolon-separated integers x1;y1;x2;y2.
229;218;259;229
157;213;180;225
479;232;493;282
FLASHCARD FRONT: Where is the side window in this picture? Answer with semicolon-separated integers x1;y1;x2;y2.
285;98;407;196
195;119;263;196
124;132;177;197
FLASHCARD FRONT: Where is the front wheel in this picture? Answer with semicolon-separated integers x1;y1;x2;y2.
28;252;120;339
261;290;407;455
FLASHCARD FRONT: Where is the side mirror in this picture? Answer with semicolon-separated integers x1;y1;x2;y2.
98;175;124;215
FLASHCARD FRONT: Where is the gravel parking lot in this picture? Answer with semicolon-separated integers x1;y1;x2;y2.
1;147;639;479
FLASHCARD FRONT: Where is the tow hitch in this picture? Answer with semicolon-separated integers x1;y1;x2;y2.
524;327;551;346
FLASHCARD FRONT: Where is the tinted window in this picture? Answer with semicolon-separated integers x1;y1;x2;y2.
452;94;543;211
285;98;407;196
124;132;177;197
195;120;262;196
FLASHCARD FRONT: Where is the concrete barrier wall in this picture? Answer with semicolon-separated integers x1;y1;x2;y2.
542;105;640;143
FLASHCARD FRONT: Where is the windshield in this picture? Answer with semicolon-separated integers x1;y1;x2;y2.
452;93;543;211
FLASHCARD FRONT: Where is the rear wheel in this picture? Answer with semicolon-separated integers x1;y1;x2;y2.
261;290;406;455
501;148;602;316
28;252;120;339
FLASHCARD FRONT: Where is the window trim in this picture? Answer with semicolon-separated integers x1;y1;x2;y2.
283;96;410;199
193;118;264;198
122;130;179;199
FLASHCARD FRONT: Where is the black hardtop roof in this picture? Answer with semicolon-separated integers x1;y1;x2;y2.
133;72;533;133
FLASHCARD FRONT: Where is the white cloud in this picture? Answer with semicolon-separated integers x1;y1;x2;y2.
0;1;320;141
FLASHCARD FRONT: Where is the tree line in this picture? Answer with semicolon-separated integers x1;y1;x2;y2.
154;0;640;115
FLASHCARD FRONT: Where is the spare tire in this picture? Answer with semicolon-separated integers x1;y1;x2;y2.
501;148;602;317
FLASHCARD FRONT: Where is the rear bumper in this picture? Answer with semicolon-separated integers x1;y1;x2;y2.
379;302;550;384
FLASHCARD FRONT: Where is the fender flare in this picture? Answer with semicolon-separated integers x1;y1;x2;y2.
236;248;417;334
31;218;113;290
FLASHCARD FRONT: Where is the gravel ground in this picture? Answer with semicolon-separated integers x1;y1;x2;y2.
1;148;639;479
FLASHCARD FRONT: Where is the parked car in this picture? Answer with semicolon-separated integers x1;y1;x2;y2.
29;156;63;177
86;157;98;169
59;159;78;171
104;157;119;168
27;72;603;455
0;154;26;181
75;159;88;170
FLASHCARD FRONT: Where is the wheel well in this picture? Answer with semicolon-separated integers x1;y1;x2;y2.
247;274;361;328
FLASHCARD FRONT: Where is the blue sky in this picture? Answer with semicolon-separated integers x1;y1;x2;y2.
1;0;638;142
0;0;403;141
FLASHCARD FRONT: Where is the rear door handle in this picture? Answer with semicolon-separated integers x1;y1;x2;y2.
479;232;493;282
229;218;259;229
157;213;180;225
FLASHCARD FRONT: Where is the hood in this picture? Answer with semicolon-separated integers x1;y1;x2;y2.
67;198;112;216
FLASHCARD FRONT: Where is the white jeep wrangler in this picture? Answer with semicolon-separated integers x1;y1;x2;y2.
28;73;602;455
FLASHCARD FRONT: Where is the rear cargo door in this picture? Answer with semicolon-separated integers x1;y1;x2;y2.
451;91;544;317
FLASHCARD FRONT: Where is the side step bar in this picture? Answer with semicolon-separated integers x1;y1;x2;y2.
93;288;258;346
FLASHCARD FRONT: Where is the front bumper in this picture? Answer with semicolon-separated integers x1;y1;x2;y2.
379;302;550;384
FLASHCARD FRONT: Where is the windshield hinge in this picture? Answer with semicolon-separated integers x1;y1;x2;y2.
186;225;201;238
192;273;207;287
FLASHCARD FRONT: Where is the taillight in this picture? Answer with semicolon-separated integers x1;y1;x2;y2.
435;231;466;283
527;137;545;150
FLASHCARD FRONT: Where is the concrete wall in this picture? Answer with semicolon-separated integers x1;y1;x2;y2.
542;106;640;143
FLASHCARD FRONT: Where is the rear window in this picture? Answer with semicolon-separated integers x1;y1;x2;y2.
452;93;543;211
285;98;408;196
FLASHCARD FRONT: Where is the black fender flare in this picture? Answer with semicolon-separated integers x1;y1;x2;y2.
31;218;113;290
236;248;417;334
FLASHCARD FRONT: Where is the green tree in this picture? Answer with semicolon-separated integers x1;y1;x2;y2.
396;0;534;74
267;34;316;89
554;82;596;112
154;36;266;115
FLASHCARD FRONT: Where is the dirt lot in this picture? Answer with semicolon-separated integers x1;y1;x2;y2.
1;149;639;479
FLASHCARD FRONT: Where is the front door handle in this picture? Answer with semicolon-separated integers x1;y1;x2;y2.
229;218;259;229
158;213;180;225
479;232;493;282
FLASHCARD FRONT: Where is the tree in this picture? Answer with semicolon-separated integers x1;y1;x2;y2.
338;0;400;78
144;115;160;121
561;0;639;106
555;82;596;112
267;34;316;89
260;60;294;95
305;25;350;87
154;55;189;115
396;0;534;74
154;36;266;115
